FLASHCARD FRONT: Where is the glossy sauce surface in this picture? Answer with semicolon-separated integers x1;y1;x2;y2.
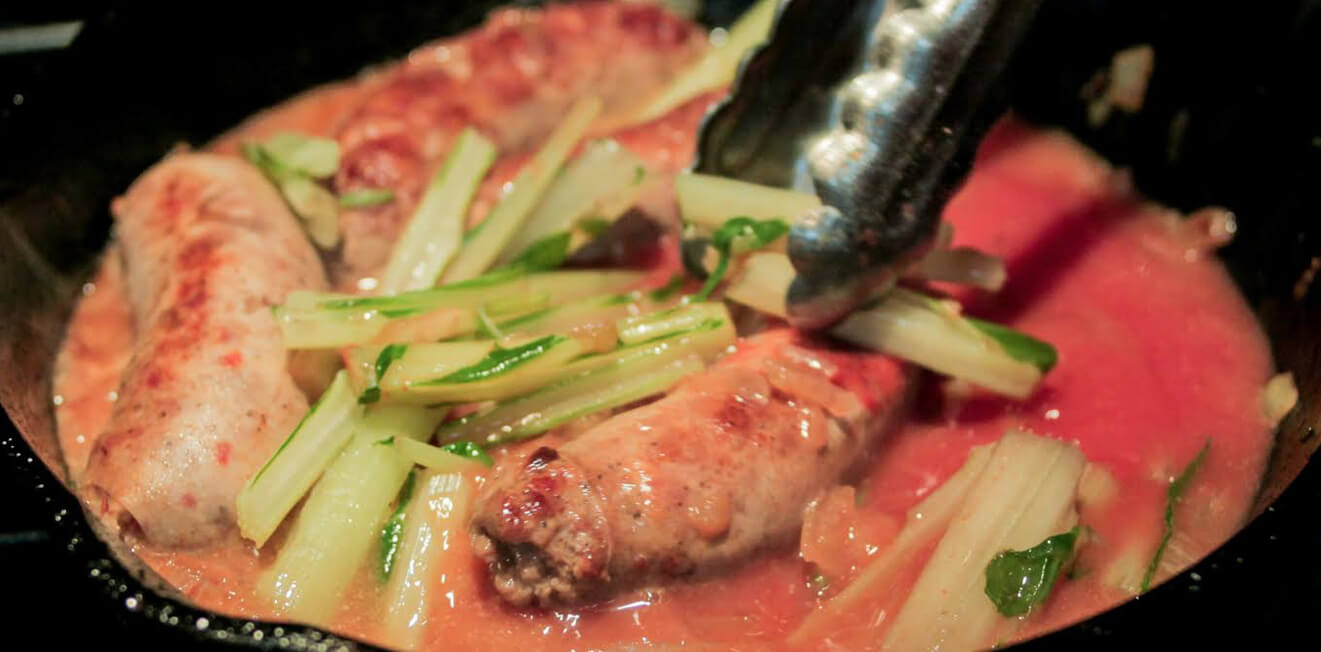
53;110;1274;651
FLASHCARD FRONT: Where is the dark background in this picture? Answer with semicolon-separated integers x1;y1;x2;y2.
3;0;1321;648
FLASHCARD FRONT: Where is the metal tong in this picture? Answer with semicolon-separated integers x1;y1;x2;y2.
691;0;1042;329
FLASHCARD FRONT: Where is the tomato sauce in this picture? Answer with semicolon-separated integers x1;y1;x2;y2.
53;103;1275;650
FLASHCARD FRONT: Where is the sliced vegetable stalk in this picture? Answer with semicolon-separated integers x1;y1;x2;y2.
279;176;342;249
694;216;790;301
236;371;360;547
395;303;735;406
276;270;643;349
721;250;1052;398
393;437;493;472
676;173;821;230
439;354;707;446
912;247;1008;291
378;469;418;581
354;343;410;404
338;188;395;208
242;138;341;249
345;341;495;401
629;0;778;124
257;405;447;623
397;335;587;404
723;252;1051;398
443;97;603;283
258;131;341;178
497;139;652;265
382;470;476;650
617;301;729;345
723;251;796;316
786;444;994;647
493;291;641;342
882;430;1086;652
379;129;497;294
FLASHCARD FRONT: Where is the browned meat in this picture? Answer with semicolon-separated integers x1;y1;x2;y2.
470;330;912;607
80;153;327;547
330;1;705;289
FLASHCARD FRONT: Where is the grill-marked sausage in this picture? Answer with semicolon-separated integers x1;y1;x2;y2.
471;330;912;607
330;1;705;288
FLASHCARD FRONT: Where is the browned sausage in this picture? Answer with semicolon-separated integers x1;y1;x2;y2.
80;153;327;547
470;330;912;607
330;1;705;289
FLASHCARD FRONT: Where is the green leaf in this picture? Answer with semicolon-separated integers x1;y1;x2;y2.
693;253;730;302
984;526;1081;617
440;441;494;467
338;188;396;208
967;318;1059;372
1141;440;1211;592
378;469;417;581
358;344;409;404
711;216;790;254
501;231;572;274
437;334;567;384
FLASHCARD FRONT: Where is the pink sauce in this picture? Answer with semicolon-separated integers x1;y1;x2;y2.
52;112;1275;649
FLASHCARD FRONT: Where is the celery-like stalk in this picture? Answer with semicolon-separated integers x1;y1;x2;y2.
721;251;1046;398
338;188;395;208
882;430;1085;651
345;342;495;398
493;292;639;340
375;341;496;399
630;0;778;124
439;354;706;446
242;141;340;248
617;302;729;345
276;270;643;349
912;247;1008;291
392;437;491;473
393;335;588;404
379;129;497;294
260;132;340;178
381;470;475;650
257;405;447;624
723;251;795;315
236;371;360;547
787;444;994;647
675;173;821;230
279;176;341;249
398;305;735;406
833;290;1045;399
497;139;651;266
443;97;603;282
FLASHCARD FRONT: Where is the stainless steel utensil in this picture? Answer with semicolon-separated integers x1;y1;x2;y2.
692;0;1042;329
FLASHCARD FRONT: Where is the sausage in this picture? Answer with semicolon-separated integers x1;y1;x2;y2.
80;153;327;548
330;1;705;289
470;330;912;607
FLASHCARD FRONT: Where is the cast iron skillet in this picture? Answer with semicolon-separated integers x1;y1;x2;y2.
2;1;1319;648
